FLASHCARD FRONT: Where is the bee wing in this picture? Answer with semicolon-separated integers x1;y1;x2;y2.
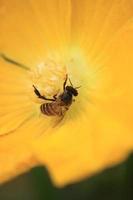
52;105;69;128
52;115;65;128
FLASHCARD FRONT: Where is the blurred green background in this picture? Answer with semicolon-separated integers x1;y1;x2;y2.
0;153;133;200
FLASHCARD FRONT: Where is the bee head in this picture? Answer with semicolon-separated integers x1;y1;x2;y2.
66;86;78;96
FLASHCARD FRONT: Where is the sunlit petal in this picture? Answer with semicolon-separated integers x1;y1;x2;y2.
0;0;133;187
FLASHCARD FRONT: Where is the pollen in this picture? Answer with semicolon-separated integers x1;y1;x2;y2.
29;58;67;103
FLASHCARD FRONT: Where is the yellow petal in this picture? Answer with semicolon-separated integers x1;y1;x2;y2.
0;116;44;183
0;0;71;183
0;61;33;181
71;0;133;59
33;0;133;186
0;0;71;67
1;0;133;187
33;100;133;186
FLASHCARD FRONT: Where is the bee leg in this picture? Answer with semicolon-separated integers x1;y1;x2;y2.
63;74;68;90
53;89;60;100
53;94;57;100
33;85;42;97
69;78;73;87
33;85;55;101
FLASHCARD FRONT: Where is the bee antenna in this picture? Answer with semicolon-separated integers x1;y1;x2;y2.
75;86;81;89
69;78;73;87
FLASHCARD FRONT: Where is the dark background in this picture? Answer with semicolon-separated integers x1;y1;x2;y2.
0;153;133;200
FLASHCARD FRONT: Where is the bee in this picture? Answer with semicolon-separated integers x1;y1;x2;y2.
33;75;80;117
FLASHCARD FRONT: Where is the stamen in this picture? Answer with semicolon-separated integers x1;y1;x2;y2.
29;59;67;103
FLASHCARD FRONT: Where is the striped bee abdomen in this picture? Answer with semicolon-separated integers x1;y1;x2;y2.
40;102;62;116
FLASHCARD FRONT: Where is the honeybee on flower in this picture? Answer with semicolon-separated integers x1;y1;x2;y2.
0;0;133;187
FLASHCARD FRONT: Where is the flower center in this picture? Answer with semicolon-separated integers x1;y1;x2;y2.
26;48;96;122
29;59;67;104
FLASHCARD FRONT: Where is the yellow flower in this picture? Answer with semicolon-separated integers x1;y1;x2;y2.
0;0;133;187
